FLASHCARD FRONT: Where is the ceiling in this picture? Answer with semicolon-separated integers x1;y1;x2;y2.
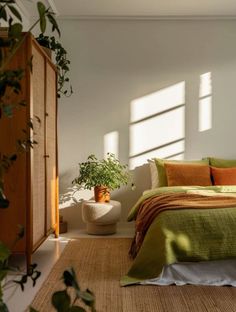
19;0;236;19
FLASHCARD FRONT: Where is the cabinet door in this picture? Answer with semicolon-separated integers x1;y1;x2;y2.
45;61;57;233
0;41;28;252
31;45;46;247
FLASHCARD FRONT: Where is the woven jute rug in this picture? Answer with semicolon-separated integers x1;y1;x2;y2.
30;238;236;312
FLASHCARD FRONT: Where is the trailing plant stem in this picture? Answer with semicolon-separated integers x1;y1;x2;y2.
0;9;50;72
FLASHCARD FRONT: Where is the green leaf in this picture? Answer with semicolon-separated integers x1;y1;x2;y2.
78;290;94;303
37;1;46;15
29;307;38;312
8;5;22;21
73;154;129;190
0;300;9;312
82;288;96;308
0;269;8;282
62;268;80;290
0;5;7;21
63;270;73;287
37;2;46;33
0;242;10;262
39;15;46;34
51;290;70;312
47;13;61;36
8;23;22;38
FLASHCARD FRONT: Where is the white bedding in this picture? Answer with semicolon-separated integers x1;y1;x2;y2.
141;259;236;286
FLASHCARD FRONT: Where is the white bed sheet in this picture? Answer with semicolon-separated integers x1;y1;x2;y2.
140;259;236;286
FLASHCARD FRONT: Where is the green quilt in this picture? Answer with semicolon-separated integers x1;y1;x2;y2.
121;186;236;286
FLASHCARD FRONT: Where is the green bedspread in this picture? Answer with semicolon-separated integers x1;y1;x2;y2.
121;186;236;286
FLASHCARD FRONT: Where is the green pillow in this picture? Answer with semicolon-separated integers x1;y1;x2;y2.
154;158;209;187
208;157;236;168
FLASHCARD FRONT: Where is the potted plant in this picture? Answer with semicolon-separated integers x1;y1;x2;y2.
36;34;73;98
72;153;130;203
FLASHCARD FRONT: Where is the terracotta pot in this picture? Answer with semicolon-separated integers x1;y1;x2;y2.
94;186;110;203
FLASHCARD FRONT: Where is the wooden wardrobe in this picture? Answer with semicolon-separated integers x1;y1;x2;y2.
0;33;59;267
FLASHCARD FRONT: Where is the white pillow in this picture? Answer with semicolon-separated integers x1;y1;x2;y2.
148;159;159;189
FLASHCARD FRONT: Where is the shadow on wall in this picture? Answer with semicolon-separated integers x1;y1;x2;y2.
59;163;152;229
59;169;93;229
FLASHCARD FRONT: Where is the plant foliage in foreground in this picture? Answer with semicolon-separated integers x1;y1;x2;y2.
30;268;96;312
0;0;61;307
0;226;41;311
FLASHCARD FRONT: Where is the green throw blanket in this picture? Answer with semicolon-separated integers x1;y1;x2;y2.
121;186;236;286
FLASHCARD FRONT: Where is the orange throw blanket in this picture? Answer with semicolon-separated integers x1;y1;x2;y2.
129;192;236;258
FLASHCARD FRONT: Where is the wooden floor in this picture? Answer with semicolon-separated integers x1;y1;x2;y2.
31;238;236;312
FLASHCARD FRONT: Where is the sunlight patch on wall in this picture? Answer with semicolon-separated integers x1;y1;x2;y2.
104;131;119;158
199;72;212;132
129;82;186;169
129;139;185;170
167;153;184;161
130;107;185;157
199;72;212;97
130;82;185;123
199;97;212;132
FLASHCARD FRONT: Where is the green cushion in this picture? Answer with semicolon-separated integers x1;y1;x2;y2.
208;157;236;168
154;158;209;187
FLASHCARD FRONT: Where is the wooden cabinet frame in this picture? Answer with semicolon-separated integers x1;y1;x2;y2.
0;33;59;269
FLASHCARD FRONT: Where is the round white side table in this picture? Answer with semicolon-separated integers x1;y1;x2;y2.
82;200;121;235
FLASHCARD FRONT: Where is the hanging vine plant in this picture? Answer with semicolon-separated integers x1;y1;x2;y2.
36;34;73;98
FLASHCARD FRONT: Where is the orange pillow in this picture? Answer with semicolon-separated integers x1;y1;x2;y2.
165;163;212;186
211;166;236;185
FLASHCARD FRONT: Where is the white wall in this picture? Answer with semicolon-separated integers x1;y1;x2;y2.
58;19;236;229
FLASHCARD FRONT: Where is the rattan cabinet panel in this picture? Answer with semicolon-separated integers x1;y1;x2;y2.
0;33;59;268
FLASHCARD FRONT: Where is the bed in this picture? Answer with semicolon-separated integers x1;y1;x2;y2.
121;185;236;286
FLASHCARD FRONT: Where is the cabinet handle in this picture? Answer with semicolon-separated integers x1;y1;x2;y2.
44;155;50;158
45;112;49;117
